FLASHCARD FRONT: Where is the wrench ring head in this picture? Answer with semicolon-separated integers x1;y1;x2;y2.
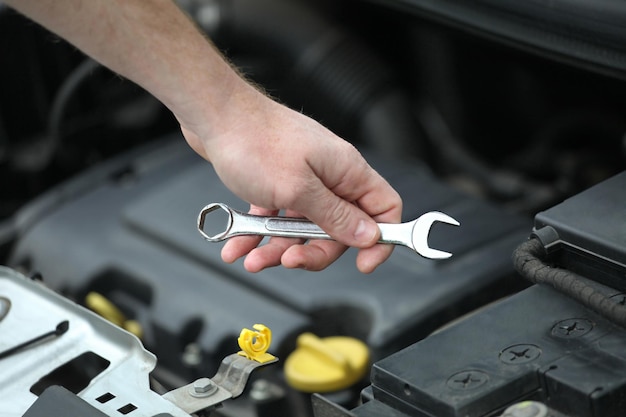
197;203;233;242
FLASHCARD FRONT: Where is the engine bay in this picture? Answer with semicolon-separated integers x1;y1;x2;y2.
1;1;625;416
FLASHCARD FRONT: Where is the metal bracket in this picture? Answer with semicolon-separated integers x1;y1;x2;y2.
163;353;278;414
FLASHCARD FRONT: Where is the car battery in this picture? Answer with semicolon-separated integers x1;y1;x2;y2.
321;171;626;417
323;283;626;417
532;171;626;291
8;135;529;397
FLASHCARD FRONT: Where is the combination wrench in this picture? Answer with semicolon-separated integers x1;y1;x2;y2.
197;203;460;259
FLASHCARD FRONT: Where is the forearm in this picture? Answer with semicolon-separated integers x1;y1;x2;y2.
4;0;253;139
5;0;403;273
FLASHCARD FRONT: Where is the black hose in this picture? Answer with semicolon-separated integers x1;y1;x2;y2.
208;0;424;159
512;238;626;328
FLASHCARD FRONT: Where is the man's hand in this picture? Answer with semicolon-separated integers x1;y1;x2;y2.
181;89;402;273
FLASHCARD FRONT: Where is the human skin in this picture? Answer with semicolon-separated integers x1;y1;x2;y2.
5;0;403;273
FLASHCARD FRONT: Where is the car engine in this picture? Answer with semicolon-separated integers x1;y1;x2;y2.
1;1;625;416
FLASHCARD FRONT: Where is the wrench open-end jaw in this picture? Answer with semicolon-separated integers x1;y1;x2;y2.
371;211;460;259
414;211;461;259
197;203;460;260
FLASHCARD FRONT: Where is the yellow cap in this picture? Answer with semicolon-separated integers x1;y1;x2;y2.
237;324;277;364
85;292;143;339
285;333;369;393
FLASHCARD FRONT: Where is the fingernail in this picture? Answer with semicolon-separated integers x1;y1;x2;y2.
354;220;377;243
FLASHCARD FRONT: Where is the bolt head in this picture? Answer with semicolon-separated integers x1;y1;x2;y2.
193;377;214;394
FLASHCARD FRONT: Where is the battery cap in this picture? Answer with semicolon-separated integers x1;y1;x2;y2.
285;332;369;393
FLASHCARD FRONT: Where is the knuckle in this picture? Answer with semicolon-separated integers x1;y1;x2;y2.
325;201;354;234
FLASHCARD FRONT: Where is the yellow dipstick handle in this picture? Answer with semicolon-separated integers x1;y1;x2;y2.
237;324;276;364
85;292;143;339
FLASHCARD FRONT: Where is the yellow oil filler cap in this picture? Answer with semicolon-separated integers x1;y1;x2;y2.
285;332;369;393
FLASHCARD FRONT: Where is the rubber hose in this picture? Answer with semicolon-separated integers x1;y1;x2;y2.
212;0;423;159
512;238;626;328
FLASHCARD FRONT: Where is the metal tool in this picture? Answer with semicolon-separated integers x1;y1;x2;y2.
197;203;460;259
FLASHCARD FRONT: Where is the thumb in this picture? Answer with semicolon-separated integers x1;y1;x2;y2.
299;187;381;248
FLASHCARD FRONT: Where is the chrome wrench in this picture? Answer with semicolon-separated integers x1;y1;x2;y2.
197;203;460;259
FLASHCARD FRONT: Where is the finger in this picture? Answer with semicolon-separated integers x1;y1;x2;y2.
243;236;305;272
356;244;395;274
221;235;264;263
221;205;279;263
292;177;379;248
281;240;348;271
295;174;401;249
294;142;402;249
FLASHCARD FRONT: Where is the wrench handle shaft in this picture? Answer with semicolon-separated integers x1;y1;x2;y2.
264;217;330;239
265;218;413;248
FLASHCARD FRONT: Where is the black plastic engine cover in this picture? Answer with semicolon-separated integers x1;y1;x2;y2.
9;136;528;380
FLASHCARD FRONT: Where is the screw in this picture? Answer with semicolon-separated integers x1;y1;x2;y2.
190;377;217;397
500;344;541;365
551;318;593;338
446;370;488;390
